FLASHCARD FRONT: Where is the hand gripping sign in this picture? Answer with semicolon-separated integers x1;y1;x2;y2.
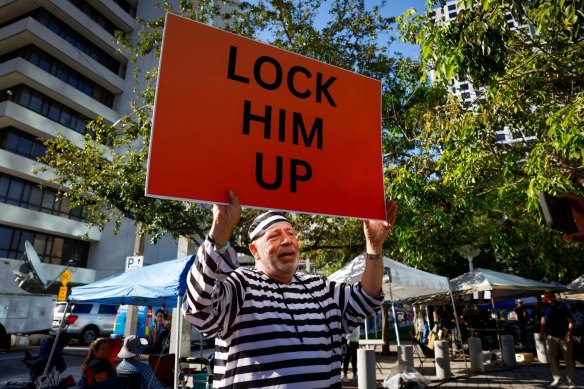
146;13;386;221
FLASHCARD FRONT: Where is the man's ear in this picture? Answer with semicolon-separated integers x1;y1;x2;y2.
249;242;259;261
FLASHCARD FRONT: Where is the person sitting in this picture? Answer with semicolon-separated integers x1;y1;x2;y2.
149;309;171;353
81;338;117;386
116;335;164;389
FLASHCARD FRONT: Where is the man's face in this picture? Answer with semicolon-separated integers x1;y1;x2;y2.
544;292;555;303
249;222;299;283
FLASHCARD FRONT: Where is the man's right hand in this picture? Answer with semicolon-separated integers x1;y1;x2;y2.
210;191;241;247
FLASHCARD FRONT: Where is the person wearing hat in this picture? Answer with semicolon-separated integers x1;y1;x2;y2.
183;191;397;388
116;335;164;389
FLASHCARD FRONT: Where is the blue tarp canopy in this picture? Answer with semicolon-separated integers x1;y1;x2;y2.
68;255;195;306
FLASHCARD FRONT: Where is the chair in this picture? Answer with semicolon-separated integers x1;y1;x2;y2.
411;332;434;370
118;373;141;389
149;353;175;387
22;336;67;388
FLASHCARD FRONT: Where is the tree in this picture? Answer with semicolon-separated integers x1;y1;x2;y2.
39;0;404;267
391;0;584;280
40;0;584;282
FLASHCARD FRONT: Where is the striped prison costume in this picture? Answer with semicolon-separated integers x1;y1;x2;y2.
182;238;383;388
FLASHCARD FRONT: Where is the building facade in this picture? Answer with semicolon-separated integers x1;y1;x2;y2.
429;0;537;144
0;0;181;290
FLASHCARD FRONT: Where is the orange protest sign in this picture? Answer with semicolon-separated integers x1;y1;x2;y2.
146;13;386;220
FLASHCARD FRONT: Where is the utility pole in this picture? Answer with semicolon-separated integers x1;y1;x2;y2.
124;223;144;337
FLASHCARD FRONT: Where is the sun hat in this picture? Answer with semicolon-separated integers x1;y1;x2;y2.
117;335;148;359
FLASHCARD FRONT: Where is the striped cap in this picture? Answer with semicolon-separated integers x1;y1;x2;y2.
248;211;291;241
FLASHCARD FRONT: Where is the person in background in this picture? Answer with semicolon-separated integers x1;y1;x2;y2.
514;299;528;346
149;309;171;352
116;335;164;389
540;290;575;388
81;338;116;386
183;191;397;388
342;326;360;382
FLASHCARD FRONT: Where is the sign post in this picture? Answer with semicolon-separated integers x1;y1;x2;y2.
125;255;144;272
57;268;71;301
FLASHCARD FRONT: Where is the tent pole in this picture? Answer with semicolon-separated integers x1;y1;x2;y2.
448;282;468;370
37;300;70;389
491;298;504;354
174;295;182;389
365;317;369;340
386;267;400;346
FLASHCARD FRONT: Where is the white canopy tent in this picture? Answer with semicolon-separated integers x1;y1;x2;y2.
568;275;584;292
328;254;451;302
449;268;565;300
328;255;455;346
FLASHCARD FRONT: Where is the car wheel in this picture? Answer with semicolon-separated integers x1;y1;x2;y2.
80;326;99;345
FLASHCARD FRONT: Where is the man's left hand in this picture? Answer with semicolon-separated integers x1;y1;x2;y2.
363;200;397;252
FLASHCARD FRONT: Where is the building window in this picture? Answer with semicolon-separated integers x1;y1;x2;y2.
461;92;471;100
449;12;458;19
0;225;89;267
111;0;137;18
0;127;47;161
22;8;126;78
0;85;92;136
0;171;87;221
448;4;456;10
0;45;115;107
67;0;121;36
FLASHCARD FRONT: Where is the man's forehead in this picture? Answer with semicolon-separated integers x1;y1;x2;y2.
264;222;296;233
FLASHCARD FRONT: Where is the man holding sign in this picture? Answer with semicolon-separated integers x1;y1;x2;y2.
183;191;397;388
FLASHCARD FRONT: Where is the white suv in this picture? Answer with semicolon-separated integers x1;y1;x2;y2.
51;302;118;345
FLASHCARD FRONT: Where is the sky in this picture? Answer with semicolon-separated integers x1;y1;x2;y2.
248;0;429;59
314;0;429;59
377;0;428;58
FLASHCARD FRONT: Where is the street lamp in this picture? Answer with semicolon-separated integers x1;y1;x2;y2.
459;245;480;272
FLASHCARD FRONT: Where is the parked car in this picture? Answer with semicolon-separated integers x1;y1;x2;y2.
51;302;118;344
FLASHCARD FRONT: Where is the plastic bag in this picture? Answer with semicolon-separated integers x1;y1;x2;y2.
383;365;430;389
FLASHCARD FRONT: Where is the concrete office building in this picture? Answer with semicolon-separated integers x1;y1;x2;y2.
429;0;537;144
0;0;183;289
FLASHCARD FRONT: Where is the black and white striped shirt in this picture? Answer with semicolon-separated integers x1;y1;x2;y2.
183;239;383;388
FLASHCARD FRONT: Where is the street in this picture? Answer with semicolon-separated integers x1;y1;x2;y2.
0;341;215;388
0;345;87;386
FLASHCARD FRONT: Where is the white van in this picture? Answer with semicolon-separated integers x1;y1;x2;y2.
0;260;55;349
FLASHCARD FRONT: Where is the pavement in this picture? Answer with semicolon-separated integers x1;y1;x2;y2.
4;339;584;389
341;347;584;388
